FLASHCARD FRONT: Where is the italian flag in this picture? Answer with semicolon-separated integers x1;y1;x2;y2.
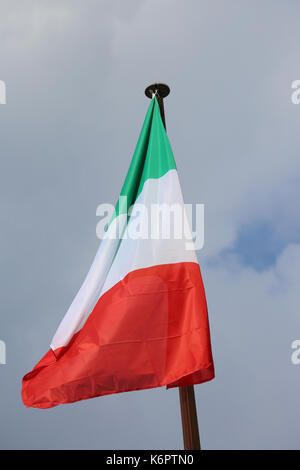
22;98;214;409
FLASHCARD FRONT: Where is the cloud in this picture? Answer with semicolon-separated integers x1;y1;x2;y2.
1;0;300;449
202;242;300;448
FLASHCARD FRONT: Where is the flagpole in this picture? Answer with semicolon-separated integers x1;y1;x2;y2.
145;83;201;451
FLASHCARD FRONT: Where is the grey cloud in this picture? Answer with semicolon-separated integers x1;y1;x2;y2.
1;0;300;449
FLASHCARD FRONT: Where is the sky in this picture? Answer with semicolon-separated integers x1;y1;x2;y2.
1;0;300;449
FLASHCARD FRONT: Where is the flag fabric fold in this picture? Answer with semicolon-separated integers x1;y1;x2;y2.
22;98;214;409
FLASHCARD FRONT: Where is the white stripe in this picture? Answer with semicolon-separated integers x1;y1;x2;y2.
100;170;197;296
50;214;127;350
51;169;197;350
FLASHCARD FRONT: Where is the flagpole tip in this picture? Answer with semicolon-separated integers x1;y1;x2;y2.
145;83;170;99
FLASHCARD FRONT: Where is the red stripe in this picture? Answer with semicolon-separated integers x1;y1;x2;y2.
22;262;214;409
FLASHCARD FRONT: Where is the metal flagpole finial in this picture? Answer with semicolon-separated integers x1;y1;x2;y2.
145;83;170;99
145;83;170;130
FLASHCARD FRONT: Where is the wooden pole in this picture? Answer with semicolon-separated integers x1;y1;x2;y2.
179;386;201;450
145;83;201;450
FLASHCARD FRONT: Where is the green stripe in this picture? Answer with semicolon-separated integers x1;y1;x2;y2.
112;98;176;222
